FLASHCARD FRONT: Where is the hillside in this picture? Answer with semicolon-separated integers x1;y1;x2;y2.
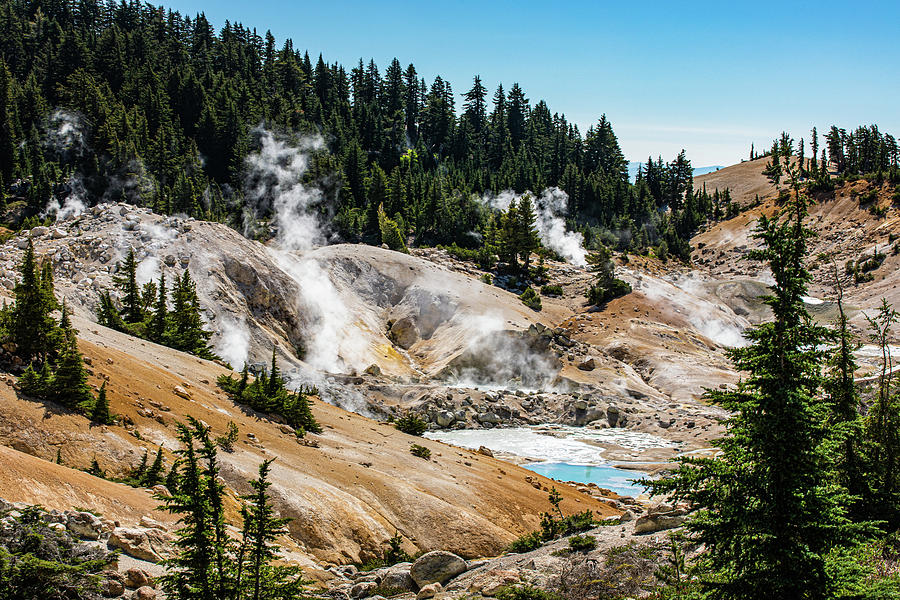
0;309;620;567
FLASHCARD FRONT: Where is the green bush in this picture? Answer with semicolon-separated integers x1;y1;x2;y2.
586;278;632;305
519;286;542;311
496;585;563;600
568;534;597;552
395;412;427;436
480;273;493;285
507;531;544;554
410;444;431;459
540;284;563;297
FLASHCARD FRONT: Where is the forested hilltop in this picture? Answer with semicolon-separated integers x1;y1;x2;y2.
0;0;724;258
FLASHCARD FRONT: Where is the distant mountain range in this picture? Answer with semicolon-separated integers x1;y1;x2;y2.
627;161;724;182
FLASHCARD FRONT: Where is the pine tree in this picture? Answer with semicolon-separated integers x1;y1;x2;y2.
159;418;229;600
9;239;59;362
236;459;307;600
53;333;94;408
149;272;168;343
114;249;144;323
96;291;128;332
864;299;900;528
90;382;112;425
134;449;149;481
143;446;165;487
515;195;540;272
649;172;863;598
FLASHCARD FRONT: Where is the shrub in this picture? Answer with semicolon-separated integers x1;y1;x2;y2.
540;284;563;297
0;505;113;600
507;531;544;554
586;278;632;306
216;421;239;452
395;412;427;436
410;444;431;459
519;286;542;311
480;273;493;285
568;535;597;552
496;586;563;600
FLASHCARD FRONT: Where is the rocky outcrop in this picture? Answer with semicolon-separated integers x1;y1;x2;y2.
67;511;103;540
108;527;174;562
380;562;417;592
410;550;467;586
633;506;688;535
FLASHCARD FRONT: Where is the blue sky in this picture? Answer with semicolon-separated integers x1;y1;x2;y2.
163;0;899;166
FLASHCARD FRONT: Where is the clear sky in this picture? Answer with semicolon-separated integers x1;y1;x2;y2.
162;0;899;167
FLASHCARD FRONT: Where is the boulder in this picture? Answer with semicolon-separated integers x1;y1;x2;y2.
132;586;157;600
633;510;686;535
139;516;168;531
476;446;494;458
350;581;378;598
108;527;174;562
435;411;455;428
388;317;419;350
416;582;442;600
100;572;125;598
577;357;596;371
66;511;103;540
124;567;153;588
380;562;416;592
410;551;467;587
173;385;191;400
468;569;521;597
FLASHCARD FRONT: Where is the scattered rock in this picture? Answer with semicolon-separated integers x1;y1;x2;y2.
132;586;157;600
477;446;493;458
100;572;125;597
124;567;153;588
139;516;167;531
350;580;378;598
416;582;442;599
173;385;191;400
380;562;416;592
468;569;521;596
410;550;467;586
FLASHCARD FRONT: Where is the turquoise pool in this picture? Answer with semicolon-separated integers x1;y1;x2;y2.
523;462;648;497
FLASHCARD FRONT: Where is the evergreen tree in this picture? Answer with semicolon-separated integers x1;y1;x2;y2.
143;446;166;488
90;382;112;425
515;195;540;271
114;249;144;323
53;337;94;410
236;459;307;600
864;300;900;528
649;172;863;598
8;239;58;362
149;272;168;343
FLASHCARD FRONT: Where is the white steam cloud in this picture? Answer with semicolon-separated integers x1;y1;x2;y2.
214;316;251;369
243;129;326;251
244;128;368;375
480;187;588;267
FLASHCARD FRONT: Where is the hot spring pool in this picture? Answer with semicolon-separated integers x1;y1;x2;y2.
425;426;669;497
523;462;647;497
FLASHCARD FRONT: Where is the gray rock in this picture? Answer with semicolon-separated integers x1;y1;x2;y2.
577;357;595;371
410;551;467;586
435;411;455;428
66;511;103;540
350;581;378;598
380;562;416;592
131;586;156;600
388;317;419;350
633;510;686;534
